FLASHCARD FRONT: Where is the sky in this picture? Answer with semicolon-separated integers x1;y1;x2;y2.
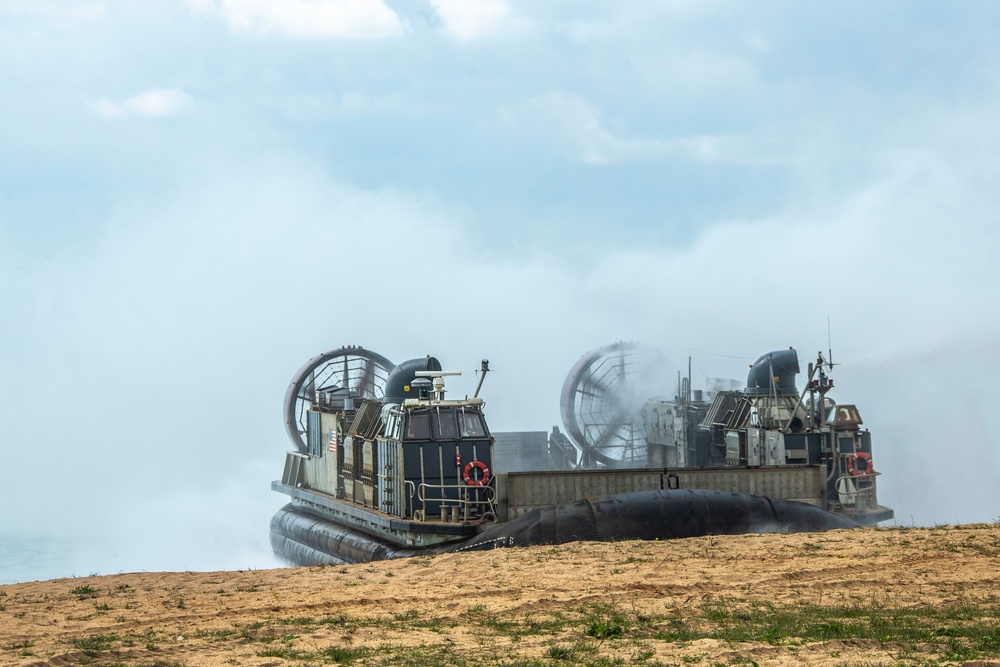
2;1;1000;581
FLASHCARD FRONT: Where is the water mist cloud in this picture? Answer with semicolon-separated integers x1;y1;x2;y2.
5;136;997;550
4;5;1000;581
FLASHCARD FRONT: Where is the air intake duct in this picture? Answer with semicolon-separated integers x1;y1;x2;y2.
745;348;800;396
384;356;442;403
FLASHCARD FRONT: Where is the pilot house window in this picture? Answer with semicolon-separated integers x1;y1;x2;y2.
404;409;486;440
435;409;458;438
461;412;486;437
405;413;430;439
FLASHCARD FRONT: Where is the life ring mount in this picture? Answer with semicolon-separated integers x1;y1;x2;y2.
463;460;491;486
847;452;873;476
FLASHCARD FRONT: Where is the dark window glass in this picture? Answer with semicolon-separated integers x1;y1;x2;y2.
405;412;430;439
435;409;458;438
461;412;486;437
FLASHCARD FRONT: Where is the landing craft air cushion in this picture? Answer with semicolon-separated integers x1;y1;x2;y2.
270;344;892;565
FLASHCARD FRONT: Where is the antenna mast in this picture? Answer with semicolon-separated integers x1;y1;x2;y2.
827;315;834;369
473;360;490;398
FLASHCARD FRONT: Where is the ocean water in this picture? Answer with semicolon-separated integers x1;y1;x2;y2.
0;478;289;585
0;535;97;584
0;528;285;586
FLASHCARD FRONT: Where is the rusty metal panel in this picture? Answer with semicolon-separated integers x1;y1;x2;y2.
362;439;373;479
505;470;661;518
282;452;306;487
670;466;824;505
504;466;826;519
299;450;338;495
573;471;662;499
725;431;739;465
361;439;375;507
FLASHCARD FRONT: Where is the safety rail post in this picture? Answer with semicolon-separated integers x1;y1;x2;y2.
416;481;496;522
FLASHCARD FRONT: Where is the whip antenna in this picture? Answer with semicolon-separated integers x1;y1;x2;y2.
827;315;834;368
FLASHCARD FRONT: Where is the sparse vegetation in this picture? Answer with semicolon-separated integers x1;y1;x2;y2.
71;584;98;599
20;595;1000;666
583;603;630;640
70;632;118;655
1;526;999;666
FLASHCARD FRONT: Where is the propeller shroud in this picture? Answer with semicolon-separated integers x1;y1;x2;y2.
283;346;394;453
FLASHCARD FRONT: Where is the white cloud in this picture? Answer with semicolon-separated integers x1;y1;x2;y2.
90;88;193;119
189;0;404;40
619;48;759;94
0;0;106;21
429;0;510;40
674;133;793;166
507;92;790;165
509;92;669;164
746;34;771;54
338;90;406;116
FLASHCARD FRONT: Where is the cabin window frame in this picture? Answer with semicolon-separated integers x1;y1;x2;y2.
405;411;431;440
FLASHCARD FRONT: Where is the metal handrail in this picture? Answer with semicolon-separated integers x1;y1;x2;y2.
417;481;495;502
414;481;496;522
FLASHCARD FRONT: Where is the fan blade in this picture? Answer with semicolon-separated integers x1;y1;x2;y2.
354;357;375;398
589;406;631;451
300;371;316;401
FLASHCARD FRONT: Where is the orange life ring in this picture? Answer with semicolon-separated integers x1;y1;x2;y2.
847;452;873;476
463;460;490;487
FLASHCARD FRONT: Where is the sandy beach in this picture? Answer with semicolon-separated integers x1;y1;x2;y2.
2;525;999;666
